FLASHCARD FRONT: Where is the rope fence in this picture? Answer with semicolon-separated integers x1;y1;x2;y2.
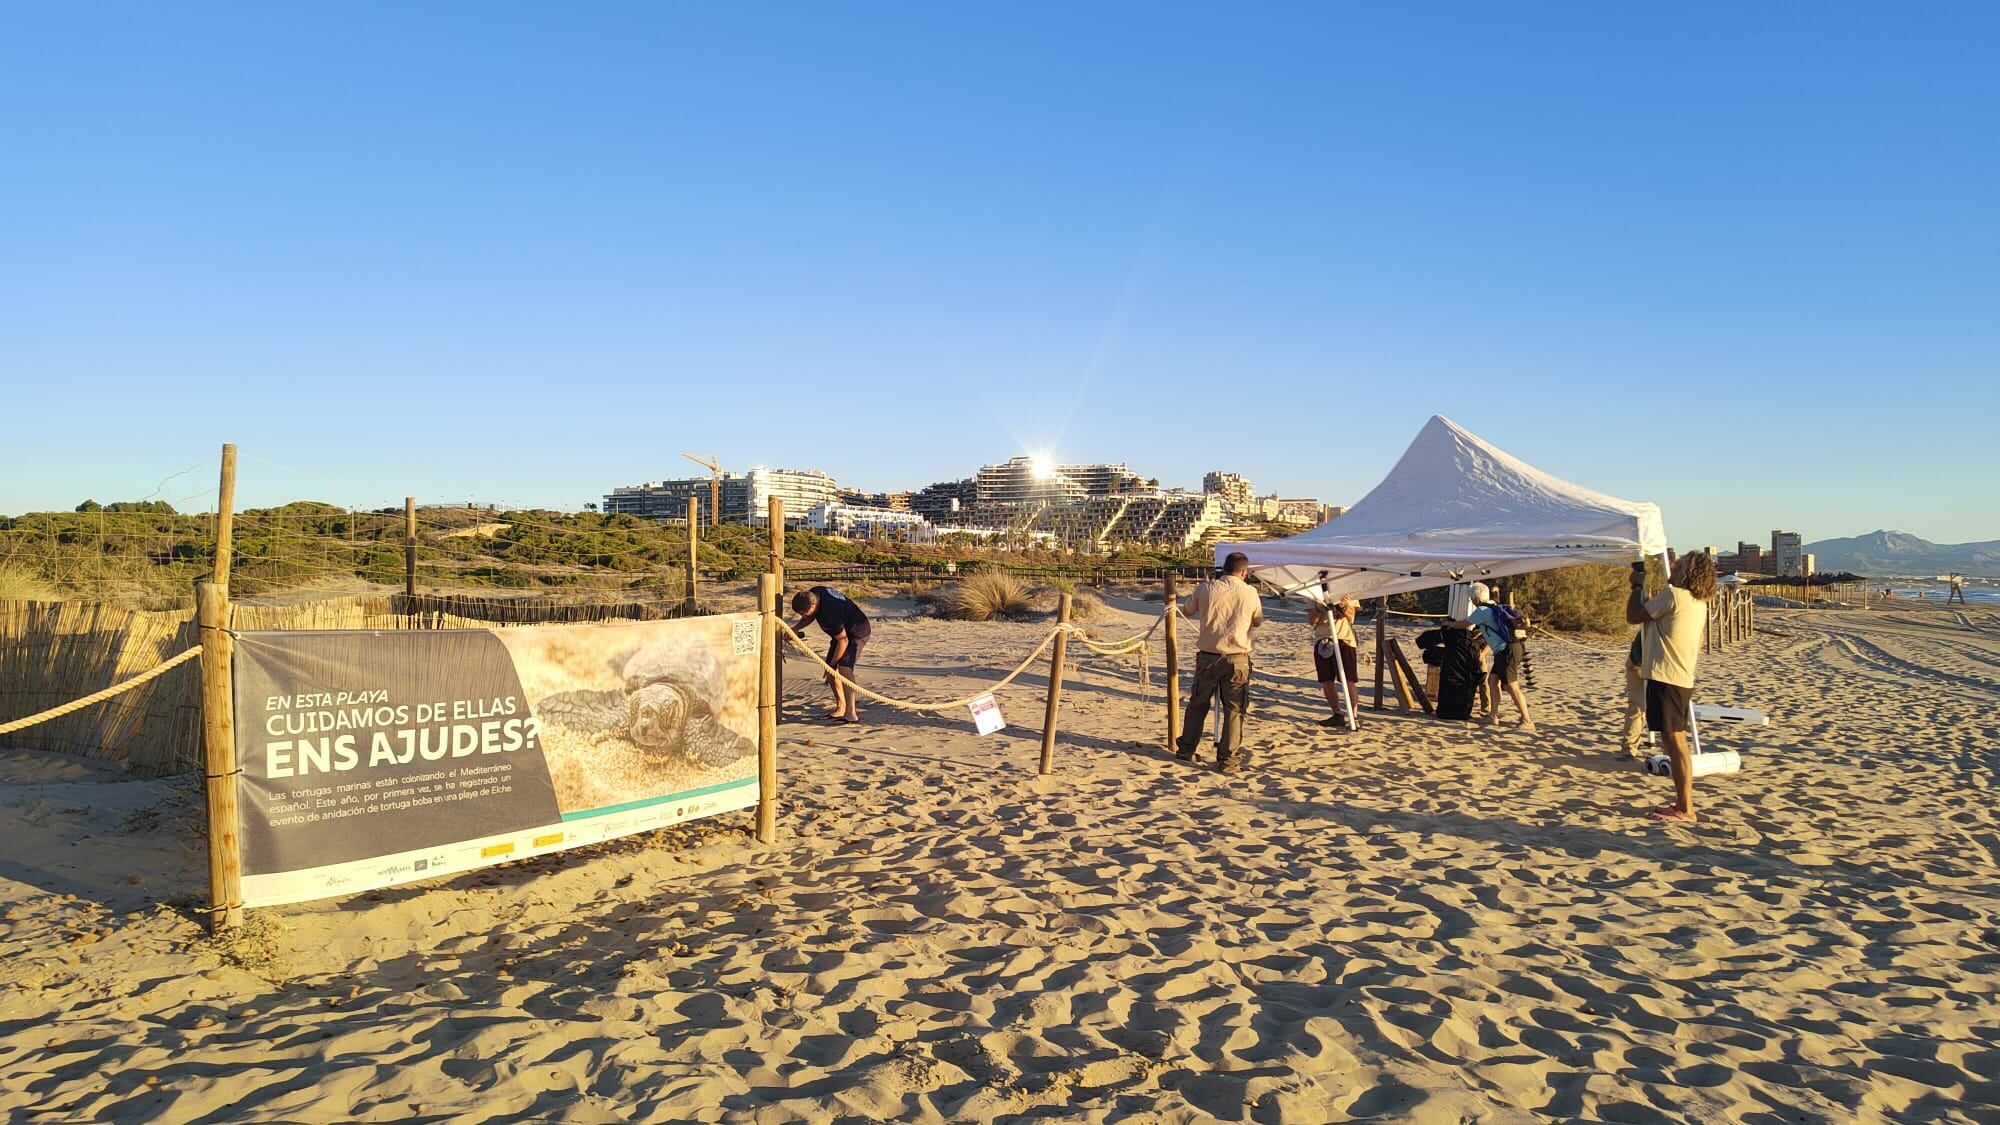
776;613;1173;714
779;619;1067;712
0;644;204;737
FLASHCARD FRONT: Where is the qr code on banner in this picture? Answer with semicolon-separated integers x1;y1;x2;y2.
732;619;758;655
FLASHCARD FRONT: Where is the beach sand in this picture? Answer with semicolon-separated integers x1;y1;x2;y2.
3;600;1998;1122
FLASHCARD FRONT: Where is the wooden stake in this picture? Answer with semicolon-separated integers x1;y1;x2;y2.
684;496;700;615
1163;576;1181;750
769;496;785;707
1373;598;1387;710
1039;593;1071;775
214;444;238;587
197;581;242;931
1388;651;1417;711
403;497;416;600
1386;639;1433;715
768;496;785;587
756;573;778;844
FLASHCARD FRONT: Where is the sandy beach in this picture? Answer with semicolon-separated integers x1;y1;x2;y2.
3;599;1998;1122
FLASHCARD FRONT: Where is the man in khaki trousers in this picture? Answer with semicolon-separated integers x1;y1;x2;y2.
1175;552;1264;772
1621;633;1647;759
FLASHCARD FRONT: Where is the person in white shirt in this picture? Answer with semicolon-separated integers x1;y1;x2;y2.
1627;552;1715;823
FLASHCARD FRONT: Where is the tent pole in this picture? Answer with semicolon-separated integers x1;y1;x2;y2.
1336;629;1358;731
1373;599;1386;711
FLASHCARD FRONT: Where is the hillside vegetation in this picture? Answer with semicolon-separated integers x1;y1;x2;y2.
0;500;1207;607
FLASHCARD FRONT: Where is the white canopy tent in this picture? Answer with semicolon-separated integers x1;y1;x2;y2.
1215;414;1669;604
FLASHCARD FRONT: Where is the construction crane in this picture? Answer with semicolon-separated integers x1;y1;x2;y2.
680;452;723;527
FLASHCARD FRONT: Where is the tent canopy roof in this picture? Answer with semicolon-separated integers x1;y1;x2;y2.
1216;415;1667;603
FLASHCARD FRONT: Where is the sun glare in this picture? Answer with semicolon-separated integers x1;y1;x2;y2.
1029;454;1055;480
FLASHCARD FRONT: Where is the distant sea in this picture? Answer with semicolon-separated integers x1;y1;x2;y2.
1884;585;1999;604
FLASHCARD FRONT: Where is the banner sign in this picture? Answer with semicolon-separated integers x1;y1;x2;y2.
232;613;762;907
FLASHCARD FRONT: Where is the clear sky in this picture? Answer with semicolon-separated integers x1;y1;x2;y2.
3;3;1994;549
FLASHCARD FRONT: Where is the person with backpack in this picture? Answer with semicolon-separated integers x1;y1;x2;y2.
1448;582;1534;731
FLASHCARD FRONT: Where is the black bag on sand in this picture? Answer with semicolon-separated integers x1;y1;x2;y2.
1436;630;1482;721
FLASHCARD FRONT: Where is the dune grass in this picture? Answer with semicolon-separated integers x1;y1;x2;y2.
940;573;1036;621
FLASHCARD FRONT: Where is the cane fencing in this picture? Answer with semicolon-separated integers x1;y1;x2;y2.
0;589;715;774
0;643;205;739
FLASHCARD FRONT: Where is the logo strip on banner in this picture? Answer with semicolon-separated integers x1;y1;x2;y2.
561;776;757;821
231;612;764;909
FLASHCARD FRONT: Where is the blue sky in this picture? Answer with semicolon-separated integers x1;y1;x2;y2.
2;3;1994;548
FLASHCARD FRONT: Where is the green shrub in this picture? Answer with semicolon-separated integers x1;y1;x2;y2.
1511;565;1631;634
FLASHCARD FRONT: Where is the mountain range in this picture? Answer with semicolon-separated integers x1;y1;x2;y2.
1805;530;2000;576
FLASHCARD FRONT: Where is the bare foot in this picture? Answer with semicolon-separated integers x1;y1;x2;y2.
1648;809;1697;824
1519;721;1537;732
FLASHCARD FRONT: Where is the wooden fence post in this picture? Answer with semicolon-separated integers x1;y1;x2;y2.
214;445;237;587
684;497;700;615
768;497;785;587
769;497;785;704
199;444;241;933
403;497;416;600
757;573;778;844
1163;576;1181;751
198;582;242;933
1385;639;1433;715
1039;593;1071;775
1374;598;1387;710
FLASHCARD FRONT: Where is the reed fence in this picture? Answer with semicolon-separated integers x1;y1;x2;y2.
0;592;701;775
1747;581;1872;609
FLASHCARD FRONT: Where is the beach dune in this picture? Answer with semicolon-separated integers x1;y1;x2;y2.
2;604;1998;1122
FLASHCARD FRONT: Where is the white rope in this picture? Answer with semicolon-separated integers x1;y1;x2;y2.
0;645;205;736
780;621;1065;712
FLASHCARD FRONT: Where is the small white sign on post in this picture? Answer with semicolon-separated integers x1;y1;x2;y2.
968;693;1005;735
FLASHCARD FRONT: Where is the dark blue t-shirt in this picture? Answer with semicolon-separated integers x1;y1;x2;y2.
807;586;870;639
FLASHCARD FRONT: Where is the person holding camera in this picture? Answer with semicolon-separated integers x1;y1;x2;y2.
1627;552;1715;823
1307;591;1359;727
1175;552;1264;772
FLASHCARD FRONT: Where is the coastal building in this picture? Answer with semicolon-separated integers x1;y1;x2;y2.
604;476;745;522
1772;530;1805;578
973;458;1086;507
800;502;932;540
836;489;913;512
910;479;977;523
1203;471;1255;510
971;458;1153;509
1800;553;1817;579
1736;542;1766;575
1271;499;1337;528
745;467;839;525
606;466;837;525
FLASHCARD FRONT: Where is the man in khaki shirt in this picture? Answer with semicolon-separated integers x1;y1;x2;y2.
1175;552;1264;771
